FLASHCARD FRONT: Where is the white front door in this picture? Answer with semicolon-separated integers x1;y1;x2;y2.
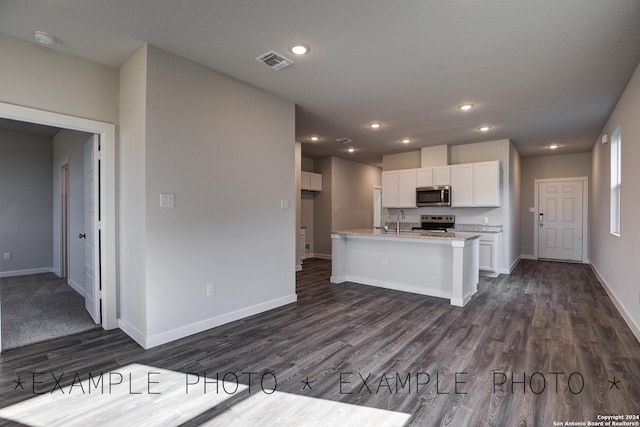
84;136;101;324
538;180;583;261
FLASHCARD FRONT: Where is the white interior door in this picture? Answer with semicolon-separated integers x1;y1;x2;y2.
83;135;101;324
538;180;583;261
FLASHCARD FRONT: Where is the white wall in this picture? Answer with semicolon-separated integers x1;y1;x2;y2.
311;156;382;258
121;45;296;346
313;157;333;257
331;157;382;232
591;61;640;340
509;142;522;266
118;45;148;338
0;33;118;124
520;153;592;257
52;129;91;293
0;129;53;275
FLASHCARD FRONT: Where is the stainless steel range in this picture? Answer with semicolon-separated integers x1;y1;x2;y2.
412;215;455;232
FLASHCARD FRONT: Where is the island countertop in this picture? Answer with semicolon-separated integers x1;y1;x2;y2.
331;228;480;242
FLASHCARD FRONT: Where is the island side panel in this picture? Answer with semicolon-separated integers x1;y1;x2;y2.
337;235;453;299
451;238;480;306
330;233;347;283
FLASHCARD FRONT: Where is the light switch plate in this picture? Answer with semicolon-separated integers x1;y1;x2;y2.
160;193;175;208
3;253;10;261
528;207;535;213
280;199;289;209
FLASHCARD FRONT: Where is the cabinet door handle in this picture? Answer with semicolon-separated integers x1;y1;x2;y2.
79;233;86;239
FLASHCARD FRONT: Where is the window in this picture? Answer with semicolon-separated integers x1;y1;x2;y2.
610;126;622;236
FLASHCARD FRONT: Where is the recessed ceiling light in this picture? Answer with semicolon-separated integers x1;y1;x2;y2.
369;123;381;129
459;104;474;111
289;43;310;55
33;30;55;45
479;126;492;132
549;144;559;149
347;147;355;153
310;136;319;141
401;138;411;144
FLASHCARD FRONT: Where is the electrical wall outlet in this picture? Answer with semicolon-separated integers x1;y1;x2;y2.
3;252;10;261
206;283;215;297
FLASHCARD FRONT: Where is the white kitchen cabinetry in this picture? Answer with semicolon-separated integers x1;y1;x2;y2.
477;232;500;277
309;173;322;191
416;166;451;188
382;169;417;208
433;166;451;186
472;161;500;207
450;164;474;207
301;171;322;192
450;161;500;207
416;168;433;188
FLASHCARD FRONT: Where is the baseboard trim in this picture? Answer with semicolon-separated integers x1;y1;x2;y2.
118;318;147;349
144;294;298;349
312;253;332;260
0;267;54;278
340;275;451;301
508;256;521;273
67;279;85;297
590;263;640;344
520;254;537;260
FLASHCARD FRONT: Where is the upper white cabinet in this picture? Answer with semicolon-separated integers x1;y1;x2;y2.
472;161;500;207
450;164;474;207
416;168;433;187
433;166;451;186
416;166;450;188
382;169;417;208
301;171;322;192
450;161;500;207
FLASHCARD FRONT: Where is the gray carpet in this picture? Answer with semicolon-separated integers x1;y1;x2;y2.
0;273;99;351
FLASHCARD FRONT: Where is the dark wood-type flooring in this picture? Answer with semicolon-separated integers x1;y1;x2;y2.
0;259;638;426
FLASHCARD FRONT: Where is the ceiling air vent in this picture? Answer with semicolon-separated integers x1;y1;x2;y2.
256;51;294;70
336;137;354;144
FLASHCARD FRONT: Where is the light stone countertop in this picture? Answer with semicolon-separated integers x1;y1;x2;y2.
449;224;504;233
331;228;480;241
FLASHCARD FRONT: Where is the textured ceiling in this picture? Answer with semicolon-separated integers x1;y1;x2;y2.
1;0;639;165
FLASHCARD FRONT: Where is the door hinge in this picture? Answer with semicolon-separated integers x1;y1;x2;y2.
96;290;102;299
96;221;101;230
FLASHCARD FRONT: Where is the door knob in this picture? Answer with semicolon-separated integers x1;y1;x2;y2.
79;233;86;239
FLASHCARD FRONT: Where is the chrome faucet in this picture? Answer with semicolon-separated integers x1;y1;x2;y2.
396;209;405;235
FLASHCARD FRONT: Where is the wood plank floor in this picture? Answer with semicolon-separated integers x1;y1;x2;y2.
0;259;638;426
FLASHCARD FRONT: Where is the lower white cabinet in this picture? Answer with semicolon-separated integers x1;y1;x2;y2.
477;232;500;277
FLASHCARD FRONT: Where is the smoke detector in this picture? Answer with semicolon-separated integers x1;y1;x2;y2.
336;137;354;144
256;51;294;70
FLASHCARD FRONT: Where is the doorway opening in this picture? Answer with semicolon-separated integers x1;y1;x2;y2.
0;101;116;352
533;177;588;262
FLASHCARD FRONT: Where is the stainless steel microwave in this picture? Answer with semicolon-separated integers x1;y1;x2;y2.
416;186;451;207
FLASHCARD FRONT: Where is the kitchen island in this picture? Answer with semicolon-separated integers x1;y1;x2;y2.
331;229;480;307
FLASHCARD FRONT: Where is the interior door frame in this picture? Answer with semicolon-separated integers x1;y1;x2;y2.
60;160;70;279
0;101;117;351
533;176;589;263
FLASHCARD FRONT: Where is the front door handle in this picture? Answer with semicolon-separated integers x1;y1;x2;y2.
79;233;86;239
